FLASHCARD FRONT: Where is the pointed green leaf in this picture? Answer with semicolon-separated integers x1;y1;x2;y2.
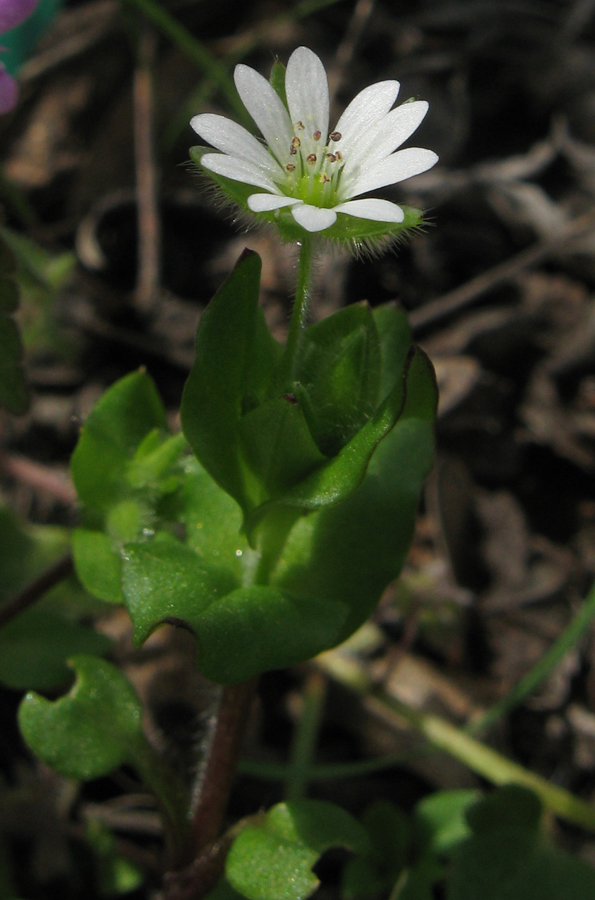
271;347;437;639
227;800;370;900
239;397;326;503
18;655;149;779
181;249;282;514
71;370;168;510
295;302;381;456
413;790;479;855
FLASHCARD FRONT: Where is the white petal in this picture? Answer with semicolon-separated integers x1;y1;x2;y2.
201;153;280;193
285;47;329;147
333;80;400;152
191;113;280;174
291;205;337;232
333;198;405;223
248;194;302;212
346;147;439;197
341;101;429;179
234;64;293;167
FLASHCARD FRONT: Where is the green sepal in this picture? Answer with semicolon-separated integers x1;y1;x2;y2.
189;146;425;247
18;655;151;780
226;800;370;900
181;249;282;515
120;539;346;684
71;369;168;511
270;60;288;110
294;302;381;456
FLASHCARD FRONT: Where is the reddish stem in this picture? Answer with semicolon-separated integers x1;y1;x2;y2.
190;678;258;854
0;554;73;629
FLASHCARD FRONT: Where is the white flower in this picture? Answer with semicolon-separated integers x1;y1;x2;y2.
190;46;438;235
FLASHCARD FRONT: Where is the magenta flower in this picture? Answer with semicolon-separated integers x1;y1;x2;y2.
0;0;40;113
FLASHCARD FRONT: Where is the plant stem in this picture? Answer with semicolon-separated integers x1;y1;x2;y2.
286;671;327;801
190;678;258;855
316;650;595;832
133;737;192;868
280;236;314;389
119;0;249;126
0;554;73;630
468;579;595;737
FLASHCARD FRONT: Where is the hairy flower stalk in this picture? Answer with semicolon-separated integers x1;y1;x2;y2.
191;46;438;240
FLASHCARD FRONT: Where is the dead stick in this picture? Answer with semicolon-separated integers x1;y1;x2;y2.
0;554;74;629
410;213;595;333
133;26;161;315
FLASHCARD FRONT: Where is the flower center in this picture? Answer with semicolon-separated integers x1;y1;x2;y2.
274;125;346;208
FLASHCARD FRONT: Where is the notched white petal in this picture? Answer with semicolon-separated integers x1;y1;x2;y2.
334;81;400;150
191;113;280;174
333;198;405;223
248;194;302;212
347;147;439;197
291;204;337;232
286;46;329;144
341;101;429;177
201;153;280;193
234;64;293;166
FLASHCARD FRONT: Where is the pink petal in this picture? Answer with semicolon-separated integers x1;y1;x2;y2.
0;0;39;35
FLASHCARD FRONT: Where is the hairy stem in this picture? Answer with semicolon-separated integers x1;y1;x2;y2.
280;235;314;389
190;678;258;855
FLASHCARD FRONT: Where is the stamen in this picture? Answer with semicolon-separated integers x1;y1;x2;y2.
307;153;317;165
319;173;330;183
335;150;343;161
286;163;296;171
329;131;342;142
295;121;305;131
313;130;321;141
326;153;337;162
291;136;301;149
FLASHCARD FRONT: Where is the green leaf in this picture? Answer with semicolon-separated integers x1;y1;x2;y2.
342;801;409;900
271;347;437;639
239;398;326;503
373;303;412;402
295;302;381;456
121;540;346;683
414;790;480;855
226;800;370;900
18;655;150;779
181;249;282;515
71;370;168;511
447;786;595;900
72;528;123;604
0;608;112;691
